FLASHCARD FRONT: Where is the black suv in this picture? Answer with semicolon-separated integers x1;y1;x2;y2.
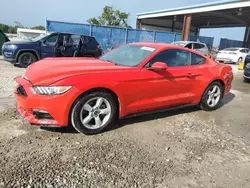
2;32;102;68
243;54;250;82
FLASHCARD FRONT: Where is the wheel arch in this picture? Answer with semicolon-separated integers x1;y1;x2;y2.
16;49;40;62
199;79;225;103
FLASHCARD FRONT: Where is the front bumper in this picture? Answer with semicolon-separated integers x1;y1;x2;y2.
14;76;78;127
215;58;236;64
2;50;17;63
243;70;250;79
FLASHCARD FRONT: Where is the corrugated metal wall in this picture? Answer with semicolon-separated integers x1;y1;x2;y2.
47;20;214;52
219;38;244;50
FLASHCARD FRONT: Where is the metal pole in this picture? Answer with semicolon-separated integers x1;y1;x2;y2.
125;28;128;44
89;24;92;36
45;18;48;34
243;26;249;47
182;14;192;41
173;32;176;42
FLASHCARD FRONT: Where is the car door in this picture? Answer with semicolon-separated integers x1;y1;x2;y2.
41;33;59;58
137;49;200;113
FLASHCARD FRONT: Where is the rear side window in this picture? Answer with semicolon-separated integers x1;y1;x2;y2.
193;43;205;49
191;53;206;65
86;37;99;48
87;37;99;45
185;43;192;49
150;49;191;67
70;35;81;43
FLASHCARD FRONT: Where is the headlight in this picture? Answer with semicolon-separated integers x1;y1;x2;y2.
33;86;72;95
4;44;17;49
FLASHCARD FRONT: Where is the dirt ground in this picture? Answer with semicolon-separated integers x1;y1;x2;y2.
0;59;250;188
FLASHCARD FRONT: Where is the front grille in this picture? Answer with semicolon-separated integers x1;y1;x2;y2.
17;85;27;96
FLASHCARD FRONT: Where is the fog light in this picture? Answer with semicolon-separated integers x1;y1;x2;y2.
33;109;54;120
4;52;13;57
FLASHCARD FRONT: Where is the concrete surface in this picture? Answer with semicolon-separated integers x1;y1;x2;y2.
0;60;250;188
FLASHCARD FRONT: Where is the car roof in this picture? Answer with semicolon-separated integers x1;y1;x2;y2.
51;32;93;37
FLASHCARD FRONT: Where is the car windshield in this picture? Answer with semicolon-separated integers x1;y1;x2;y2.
31;34;48;41
99;45;157;67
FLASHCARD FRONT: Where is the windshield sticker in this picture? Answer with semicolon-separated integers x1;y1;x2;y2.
141;47;156;52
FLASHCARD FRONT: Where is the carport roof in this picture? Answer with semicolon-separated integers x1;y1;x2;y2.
137;0;250;28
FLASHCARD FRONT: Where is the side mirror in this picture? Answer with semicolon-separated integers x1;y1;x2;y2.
148;62;168;71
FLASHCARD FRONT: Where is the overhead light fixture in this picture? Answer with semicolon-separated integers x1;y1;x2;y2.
237;8;243;16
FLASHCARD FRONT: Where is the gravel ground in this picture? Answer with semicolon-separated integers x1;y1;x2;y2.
0;60;250;188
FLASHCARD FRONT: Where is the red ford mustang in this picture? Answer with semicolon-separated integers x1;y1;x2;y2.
14;43;233;135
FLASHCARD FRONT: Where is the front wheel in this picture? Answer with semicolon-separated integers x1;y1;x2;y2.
70;91;118;135
243;77;250;83
200;81;223;111
18;52;37;68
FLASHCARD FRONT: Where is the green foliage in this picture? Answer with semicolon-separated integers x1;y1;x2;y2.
0;21;45;34
87;6;130;28
31;26;45;30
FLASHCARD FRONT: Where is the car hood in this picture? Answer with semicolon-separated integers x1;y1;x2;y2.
4;40;38;45
25;57;131;85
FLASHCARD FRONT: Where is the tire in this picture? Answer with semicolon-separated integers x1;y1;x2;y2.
18;52;37;68
200;81;223;111
236;57;243;65
70;91;118;135
243;77;250;83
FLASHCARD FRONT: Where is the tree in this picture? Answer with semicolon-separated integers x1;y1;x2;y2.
31;26;45;30
87;6;130;28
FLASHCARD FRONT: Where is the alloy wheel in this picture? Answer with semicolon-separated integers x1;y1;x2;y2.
207;85;221;107
80;97;112;129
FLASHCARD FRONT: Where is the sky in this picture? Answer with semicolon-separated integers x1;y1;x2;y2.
0;0;245;45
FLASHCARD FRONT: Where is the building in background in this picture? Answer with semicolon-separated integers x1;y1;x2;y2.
17;28;46;40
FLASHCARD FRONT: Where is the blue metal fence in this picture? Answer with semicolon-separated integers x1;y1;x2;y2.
47;20;214;52
219;38;244;50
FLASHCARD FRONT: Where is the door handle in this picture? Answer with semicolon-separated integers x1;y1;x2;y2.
187;73;196;78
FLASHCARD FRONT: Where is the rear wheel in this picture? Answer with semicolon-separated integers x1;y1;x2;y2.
236;57;243;65
70;91;118;135
18;52;37;68
200;81;223;111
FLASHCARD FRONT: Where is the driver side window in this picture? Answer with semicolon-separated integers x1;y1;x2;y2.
45;34;58;44
149;49;191;67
